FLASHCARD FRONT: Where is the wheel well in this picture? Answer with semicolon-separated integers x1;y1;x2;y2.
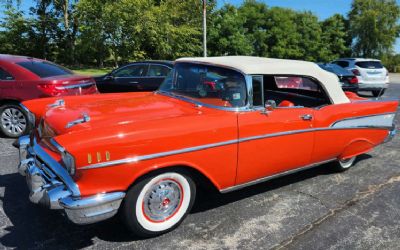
0;99;21;107
130;166;220;193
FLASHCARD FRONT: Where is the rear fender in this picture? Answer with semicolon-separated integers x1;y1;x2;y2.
339;139;375;160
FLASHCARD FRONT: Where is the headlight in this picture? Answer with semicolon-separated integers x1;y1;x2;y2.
62;151;76;175
51;138;76;175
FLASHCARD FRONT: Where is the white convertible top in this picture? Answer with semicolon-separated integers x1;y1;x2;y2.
177;56;350;104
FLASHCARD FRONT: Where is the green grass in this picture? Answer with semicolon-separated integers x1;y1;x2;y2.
72;68;112;76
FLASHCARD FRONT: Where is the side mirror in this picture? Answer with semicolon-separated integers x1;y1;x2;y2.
104;74;114;80
261;100;276;115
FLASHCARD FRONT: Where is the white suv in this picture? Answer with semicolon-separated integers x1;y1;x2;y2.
331;58;389;97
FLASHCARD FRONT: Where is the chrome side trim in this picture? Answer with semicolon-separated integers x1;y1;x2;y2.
220;158;336;193
81;139;238;170
330;112;395;129
80;125;392;170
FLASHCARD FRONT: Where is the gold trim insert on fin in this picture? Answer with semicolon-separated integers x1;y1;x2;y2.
88;153;92;164
96;152;101;162
105;151;110;161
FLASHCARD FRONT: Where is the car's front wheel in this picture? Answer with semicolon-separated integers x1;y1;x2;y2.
0;104;29;138
122;171;196;237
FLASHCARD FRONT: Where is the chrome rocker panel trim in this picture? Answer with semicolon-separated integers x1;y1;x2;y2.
17;135;125;225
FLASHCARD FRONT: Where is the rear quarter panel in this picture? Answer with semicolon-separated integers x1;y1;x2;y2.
312;99;398;162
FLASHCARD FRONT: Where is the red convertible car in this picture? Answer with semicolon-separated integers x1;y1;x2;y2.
16;56;397;237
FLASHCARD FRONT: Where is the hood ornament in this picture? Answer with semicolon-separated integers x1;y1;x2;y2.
48;99;65;108
66;113;90;129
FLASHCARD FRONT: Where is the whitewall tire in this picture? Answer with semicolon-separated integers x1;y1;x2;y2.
122;171;196;237
333;156;356;171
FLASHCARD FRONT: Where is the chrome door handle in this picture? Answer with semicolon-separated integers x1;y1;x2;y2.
129;81;138;84
301;114;313;121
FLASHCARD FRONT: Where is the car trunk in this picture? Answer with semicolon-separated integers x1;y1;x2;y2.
38;75;98;96
356;61;387;84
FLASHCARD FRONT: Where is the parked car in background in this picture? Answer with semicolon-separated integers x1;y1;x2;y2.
16;56;398;237
95;61;173;93
0;54;98;138
331;58;389;97
317;63;359;93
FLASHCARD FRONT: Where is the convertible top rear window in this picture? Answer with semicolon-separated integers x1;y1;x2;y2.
159;63;247;108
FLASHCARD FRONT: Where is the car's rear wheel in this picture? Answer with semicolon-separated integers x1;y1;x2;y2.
372;89;385;97
122;171;196;237
0;104;29;138
332;157;356;172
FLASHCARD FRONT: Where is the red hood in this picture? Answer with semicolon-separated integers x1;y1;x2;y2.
43;92;198;135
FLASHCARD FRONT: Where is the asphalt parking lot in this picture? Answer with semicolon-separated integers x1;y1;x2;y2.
0;77;399;250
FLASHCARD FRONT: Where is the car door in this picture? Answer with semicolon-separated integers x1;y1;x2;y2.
0;67;17;98
141;64;172;91
236;75;315;185
112;63;148;92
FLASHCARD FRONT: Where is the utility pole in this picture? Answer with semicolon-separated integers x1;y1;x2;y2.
202;0;207;57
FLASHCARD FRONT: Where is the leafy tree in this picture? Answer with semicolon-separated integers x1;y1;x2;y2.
0;7;32;55
264;7;302;59
349;0;400;57
208;4;253;56
320;14;351;61
238;0;269;56
295;11;323;61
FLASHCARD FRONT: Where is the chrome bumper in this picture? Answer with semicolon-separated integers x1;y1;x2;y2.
384;125;397;143
358;83;389;90
17;135;125;225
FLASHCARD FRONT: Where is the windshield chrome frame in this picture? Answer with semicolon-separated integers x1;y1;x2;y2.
156;62;254;112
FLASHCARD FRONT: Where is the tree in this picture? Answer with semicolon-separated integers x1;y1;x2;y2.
208;4;253;56
238;0;269;56
0;7;32;55
349;0;400;57
320;14;351;61
53;0;79;64
264;7;302;59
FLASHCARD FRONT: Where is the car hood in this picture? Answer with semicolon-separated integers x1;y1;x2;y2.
43;92;197;135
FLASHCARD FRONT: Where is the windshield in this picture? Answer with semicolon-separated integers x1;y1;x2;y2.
159;63;247;108
17;61;73;78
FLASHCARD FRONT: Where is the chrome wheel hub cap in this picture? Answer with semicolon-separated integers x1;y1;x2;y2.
1;108;26;135
143;179;182;222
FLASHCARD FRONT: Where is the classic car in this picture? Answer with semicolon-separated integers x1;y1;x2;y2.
0;54;98;138
95;61;173;93
15;56;398;237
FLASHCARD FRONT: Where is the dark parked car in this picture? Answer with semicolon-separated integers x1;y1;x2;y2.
95;61;173;93
0;54;98;138
318;63;359;93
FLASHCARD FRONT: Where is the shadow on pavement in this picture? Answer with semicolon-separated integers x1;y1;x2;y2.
0;154;371;248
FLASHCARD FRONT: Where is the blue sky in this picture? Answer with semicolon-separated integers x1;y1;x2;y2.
2;0;400;52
